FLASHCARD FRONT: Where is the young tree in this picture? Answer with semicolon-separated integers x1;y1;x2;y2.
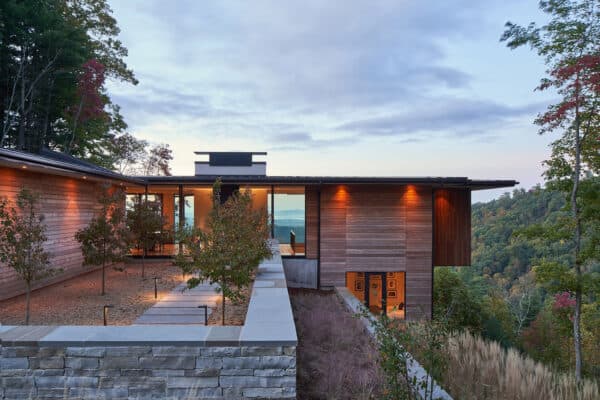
501;0;600;380
175;180;271;325
75;185;129;295
126;196;165;278
0;188;57;324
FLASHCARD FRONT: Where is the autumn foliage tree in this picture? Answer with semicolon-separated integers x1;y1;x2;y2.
175;180;271;325
0;0;137;167
0;188;57;324
502;0;600;380
66;59;107;153
75;186;129;295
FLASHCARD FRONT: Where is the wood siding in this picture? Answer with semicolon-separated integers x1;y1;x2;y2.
305;186;319;259
433;189;471;266
320;185;432;319
0;167;116;300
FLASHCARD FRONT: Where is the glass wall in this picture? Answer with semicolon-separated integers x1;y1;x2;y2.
183;186;212;231
273;186;305;256
126;185;178;256
125;193;162;214
126;184;307;257
174;195;194;229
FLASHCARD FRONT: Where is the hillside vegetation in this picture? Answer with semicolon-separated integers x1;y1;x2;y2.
434;186;599;378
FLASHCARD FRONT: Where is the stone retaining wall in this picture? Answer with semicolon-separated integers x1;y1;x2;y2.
0;242;297;399
0;343;295;399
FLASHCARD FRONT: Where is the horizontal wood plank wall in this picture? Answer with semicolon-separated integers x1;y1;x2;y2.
305;186;319;259
320;185;348;285
405;186;432;319
433;189;471;266
320;185;432;319
0;167;111;300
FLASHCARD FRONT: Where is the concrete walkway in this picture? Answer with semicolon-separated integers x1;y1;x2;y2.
134;280;220;325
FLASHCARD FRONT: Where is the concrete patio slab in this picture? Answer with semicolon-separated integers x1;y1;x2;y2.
133;281;219;325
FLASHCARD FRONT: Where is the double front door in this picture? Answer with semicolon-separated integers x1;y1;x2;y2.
365;272;387;315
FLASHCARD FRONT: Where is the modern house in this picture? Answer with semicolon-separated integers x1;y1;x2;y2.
0;149;517;320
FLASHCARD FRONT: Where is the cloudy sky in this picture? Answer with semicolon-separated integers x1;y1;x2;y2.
106;1;555;202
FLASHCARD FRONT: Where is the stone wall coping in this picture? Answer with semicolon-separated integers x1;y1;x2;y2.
0;241;297;348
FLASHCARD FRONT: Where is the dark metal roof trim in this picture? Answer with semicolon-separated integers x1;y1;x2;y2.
140;175;518;190
0;148;144;184
194;151;268;155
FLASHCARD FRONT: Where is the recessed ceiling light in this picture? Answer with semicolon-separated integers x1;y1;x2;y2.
21;165;27;169
82;176;87;180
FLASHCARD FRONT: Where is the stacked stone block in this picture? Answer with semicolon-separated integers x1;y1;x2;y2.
0;344;296;399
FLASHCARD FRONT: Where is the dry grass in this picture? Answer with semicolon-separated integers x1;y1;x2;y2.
442;331;599;400
0;260;183;325
290;289;383;400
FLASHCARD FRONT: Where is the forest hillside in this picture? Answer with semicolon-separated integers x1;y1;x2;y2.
434;186;599;378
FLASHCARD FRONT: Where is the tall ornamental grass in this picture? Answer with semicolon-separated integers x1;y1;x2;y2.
443;331;599;400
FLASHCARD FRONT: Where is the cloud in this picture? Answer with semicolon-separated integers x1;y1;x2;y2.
111;0;486;112
336;98;542;138
106;0;544;156
268;131;359;151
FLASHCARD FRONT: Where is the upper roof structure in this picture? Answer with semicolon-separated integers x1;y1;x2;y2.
194;151;267;176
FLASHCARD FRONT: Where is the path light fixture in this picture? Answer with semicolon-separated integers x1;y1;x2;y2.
198;305;208;325
154;276;158;299
103;305;114;326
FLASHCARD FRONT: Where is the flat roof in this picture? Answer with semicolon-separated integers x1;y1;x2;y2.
141;175;517;190
0;148;518;190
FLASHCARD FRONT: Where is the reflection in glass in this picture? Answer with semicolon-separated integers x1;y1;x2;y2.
274;186;305;256
174;195;195;229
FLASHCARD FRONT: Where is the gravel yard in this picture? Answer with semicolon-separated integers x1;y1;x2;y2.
0;260;184;326
207;284;251;325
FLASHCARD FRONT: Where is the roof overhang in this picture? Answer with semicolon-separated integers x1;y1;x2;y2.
0;148;145;186
140;175;518;190
0;148;518;191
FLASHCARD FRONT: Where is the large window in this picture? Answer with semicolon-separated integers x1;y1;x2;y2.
174;195;194;230
125;193;162;214
272;186;305;256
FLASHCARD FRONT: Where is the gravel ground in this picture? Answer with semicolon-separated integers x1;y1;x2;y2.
207;284;251;326
0;261;184;326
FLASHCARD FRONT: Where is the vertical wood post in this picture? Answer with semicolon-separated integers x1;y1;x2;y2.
270;185;275;239
178;184;184;254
